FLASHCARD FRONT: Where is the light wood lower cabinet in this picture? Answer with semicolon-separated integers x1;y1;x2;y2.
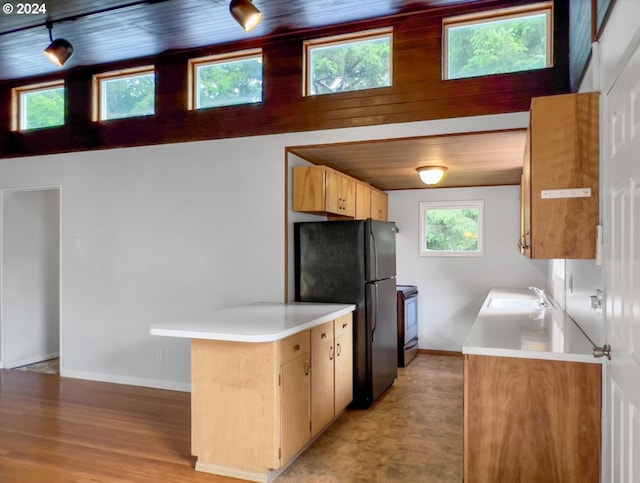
311;321;335;437
191;313;352;482
310;314;354;438
464;354;601;483
279;330;311;464
334;313;353;412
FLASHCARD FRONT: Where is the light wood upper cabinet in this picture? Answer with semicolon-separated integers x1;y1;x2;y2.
370;188;388;221
293;165;355;218
293;165;388;221
520;92;600;259
355;182;372;220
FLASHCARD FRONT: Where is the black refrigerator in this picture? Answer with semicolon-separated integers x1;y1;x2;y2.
294;219;398;408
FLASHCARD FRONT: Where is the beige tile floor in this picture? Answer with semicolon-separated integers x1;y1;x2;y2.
279;354;464;483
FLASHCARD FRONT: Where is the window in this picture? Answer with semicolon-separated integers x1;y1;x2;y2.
93;66;155;121
188;49;263;110
419;200;484;257
443;2;552;80
303;28;392;96
11;81;65;131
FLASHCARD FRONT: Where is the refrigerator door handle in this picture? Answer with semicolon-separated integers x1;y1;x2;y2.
369;230;378;281
371;282;378;342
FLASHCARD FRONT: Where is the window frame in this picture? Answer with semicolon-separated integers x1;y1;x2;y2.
92;65;156;122
11;80;65;132
187;48;263;111
442;2;553;81
418;200;485;257
303;27;393;97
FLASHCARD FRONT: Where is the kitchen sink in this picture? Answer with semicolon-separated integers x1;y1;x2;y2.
486;297;540;310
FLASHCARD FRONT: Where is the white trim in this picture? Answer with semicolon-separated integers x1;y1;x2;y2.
4;352;59;369
61;369;191;392
418;199;485;257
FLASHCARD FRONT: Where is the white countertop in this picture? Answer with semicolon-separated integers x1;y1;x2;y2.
149;302;356;343
463;288;600;364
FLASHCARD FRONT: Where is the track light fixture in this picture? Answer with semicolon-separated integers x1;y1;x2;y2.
229;0;262;32
44;22;74;67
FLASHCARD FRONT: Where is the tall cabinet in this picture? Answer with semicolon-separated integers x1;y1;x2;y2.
520;92;600;259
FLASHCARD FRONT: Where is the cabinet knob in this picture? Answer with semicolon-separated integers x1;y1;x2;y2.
342;323;348;329
329;345;334;361
294;344;300;351
336;343;341;356
304;360;310;375
321;332;327;339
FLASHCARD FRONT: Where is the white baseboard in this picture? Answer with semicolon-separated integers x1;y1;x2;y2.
61;369;191;392
4;352;59;369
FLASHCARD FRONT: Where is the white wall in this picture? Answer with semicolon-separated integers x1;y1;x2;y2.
1;188;60;368
0;111;528;390
389;186;547;351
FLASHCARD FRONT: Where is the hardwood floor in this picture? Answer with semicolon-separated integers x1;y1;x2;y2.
0;355;463;482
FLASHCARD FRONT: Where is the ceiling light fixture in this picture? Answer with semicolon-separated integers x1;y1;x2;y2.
229;0;263;32
44;22;74;66
416;166;447;186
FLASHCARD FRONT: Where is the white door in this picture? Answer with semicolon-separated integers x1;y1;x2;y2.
602;36;640;483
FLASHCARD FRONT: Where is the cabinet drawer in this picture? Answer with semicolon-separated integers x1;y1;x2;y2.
311;321;333;348
279;330;310;365
334;313;352;338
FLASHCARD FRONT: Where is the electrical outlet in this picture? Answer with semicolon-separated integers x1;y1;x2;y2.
156;349;164;363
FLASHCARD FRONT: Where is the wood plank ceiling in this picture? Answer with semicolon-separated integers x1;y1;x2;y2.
0;0;479;82
288;130;527;190
0;0;529;190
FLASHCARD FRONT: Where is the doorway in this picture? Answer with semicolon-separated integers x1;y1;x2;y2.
0;187;60;372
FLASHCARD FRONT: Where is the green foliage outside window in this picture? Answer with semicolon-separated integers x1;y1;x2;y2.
103;73;155;120
309;36;391;95
196;57;263;109
425;208;479;252
447;12;548;80
22;87;64;130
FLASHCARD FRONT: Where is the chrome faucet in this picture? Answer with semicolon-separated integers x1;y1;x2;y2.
529;286;549;307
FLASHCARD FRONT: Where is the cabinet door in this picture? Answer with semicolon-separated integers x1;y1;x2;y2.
311;322;334;437
528;92;599;259
280;352;311;465
355;183;371;220
334;314;353;413
370;189;388;221
520;130;532;257
292;166;326;213
464;355;601;483
326;170;355;217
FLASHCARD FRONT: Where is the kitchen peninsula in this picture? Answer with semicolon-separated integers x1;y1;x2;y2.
150;302;355;483
463;288;602;483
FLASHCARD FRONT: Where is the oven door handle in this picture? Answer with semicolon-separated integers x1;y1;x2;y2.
404;338;419;350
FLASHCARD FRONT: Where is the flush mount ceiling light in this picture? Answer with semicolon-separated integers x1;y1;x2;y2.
44;22;74;66
229;0;263;31
416;166;447;186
